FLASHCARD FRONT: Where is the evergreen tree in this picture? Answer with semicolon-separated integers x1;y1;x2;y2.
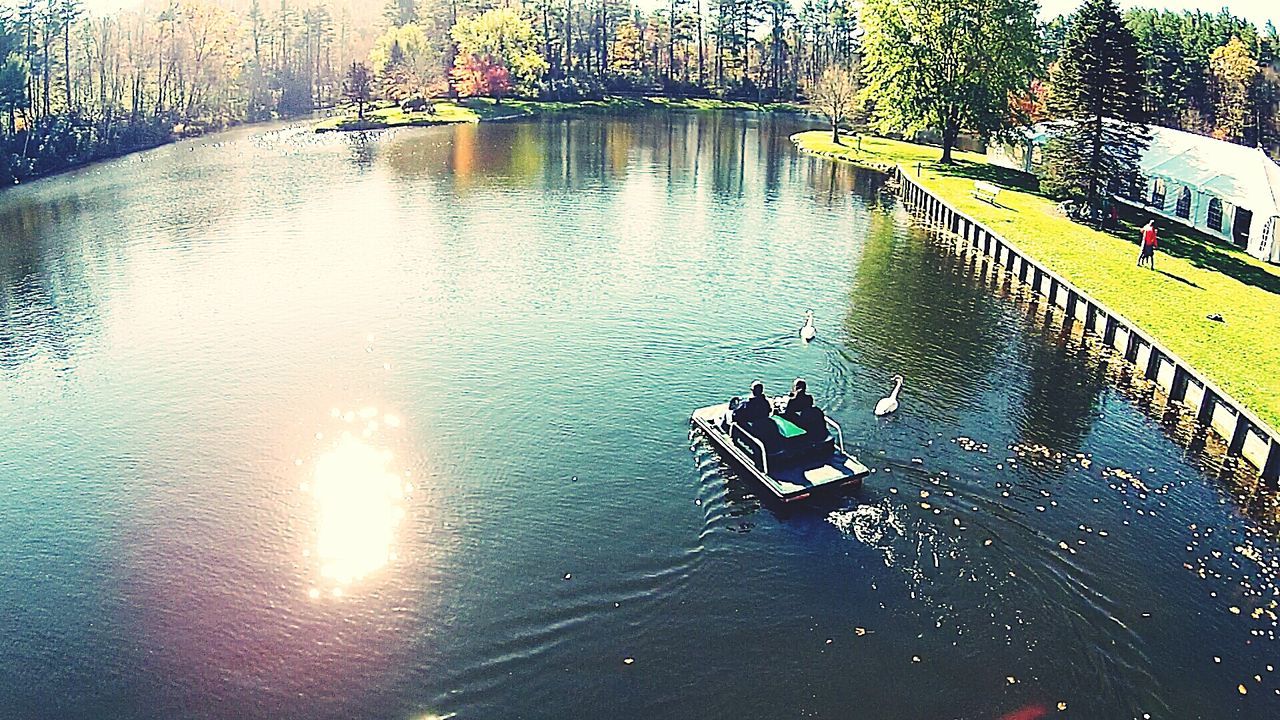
1042;0;1148;218
385;0;419;28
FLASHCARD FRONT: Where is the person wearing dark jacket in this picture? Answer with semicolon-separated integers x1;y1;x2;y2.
737;381;770;421
781;378;825;434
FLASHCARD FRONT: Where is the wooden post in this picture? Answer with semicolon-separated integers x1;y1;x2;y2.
1124;332;1140;362
1263;441;1280;485
1145;347;1162;380
1197;389;1218;425
1170;366;1190;402
1227;416;1250;457
1103;316;1118;346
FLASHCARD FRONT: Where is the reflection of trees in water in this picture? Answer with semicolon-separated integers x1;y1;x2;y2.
380;111;818;201
844;212;1006;415
1010;319;1105;457
802;158;888;210
345;133;379;171
0;196;103;375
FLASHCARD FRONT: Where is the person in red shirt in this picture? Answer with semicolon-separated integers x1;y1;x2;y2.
1138;220;1158;269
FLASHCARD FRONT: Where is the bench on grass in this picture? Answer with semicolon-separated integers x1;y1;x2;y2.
972;181;1000;205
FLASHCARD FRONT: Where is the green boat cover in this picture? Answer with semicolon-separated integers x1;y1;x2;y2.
771;415;807;438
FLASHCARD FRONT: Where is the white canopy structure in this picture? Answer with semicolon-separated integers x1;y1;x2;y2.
1135;125;1280;262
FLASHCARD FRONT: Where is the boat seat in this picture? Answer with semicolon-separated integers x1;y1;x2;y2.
731;418;834;466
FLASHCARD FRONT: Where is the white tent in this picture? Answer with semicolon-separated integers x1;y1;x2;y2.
1135;125;1280;262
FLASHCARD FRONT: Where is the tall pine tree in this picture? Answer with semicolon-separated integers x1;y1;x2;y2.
1042;0;1148;218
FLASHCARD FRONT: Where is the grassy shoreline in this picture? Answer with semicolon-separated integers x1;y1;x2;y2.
315;96;807;132
791;130;1280;431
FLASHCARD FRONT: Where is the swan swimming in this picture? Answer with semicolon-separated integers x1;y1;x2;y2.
800;310;816;342
875;375;903;416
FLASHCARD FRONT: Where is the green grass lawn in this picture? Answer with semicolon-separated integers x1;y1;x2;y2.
314;102;483;131
792;130;1280;431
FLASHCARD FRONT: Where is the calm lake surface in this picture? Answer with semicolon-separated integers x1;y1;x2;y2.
1;112;1278;720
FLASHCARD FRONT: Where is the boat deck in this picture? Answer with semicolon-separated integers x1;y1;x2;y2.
691;403;868;501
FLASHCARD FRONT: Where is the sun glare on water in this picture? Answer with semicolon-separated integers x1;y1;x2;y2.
306;428;410;594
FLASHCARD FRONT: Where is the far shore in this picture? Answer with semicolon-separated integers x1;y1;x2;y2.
314;96;810;133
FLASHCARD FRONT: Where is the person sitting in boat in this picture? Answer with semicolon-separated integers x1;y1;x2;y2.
739;381;772;423
780;378;825;435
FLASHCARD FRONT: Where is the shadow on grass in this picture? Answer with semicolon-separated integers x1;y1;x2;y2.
1156;270;1203;289
933;161;1041;193
1111;204;1280;296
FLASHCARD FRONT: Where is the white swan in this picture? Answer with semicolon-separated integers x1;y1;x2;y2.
800;310;816;342
875;375;903;416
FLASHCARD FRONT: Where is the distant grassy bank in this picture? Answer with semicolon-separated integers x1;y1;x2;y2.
792;130;1280;431
315;96;807;132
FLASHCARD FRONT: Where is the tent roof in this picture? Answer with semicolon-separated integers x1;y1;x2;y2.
1140;125;1280;218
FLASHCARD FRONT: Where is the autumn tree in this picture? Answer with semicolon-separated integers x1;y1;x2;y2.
1208;36;1257;143
449;6;547;98
860;0;1041;163
452;54;512;99
806;63;860;145
609;18;642;77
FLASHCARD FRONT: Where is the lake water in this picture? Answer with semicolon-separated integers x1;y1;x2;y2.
1;112;1277;719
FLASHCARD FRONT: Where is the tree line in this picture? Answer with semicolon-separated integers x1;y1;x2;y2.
0;0;369;184
3;0;1280;192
